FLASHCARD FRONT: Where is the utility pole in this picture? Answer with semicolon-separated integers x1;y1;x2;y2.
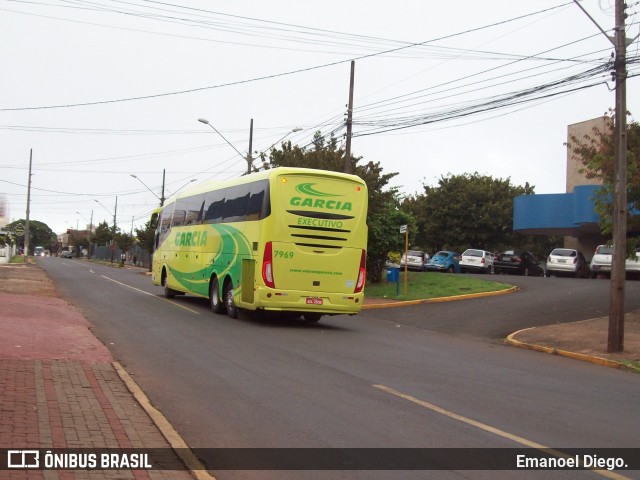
344;61;355;173
111;196;118;263
574;0;629;352
88;209;93;259
247;118;254;174
160;169;166;206
608;0;628;353
24;149;33;256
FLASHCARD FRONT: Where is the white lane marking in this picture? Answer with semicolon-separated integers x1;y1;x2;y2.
373;384;630;480
100;275;200;315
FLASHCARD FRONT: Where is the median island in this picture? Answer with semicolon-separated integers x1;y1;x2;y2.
365;271;514;302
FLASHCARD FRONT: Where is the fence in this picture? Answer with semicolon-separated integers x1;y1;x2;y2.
90;243;152;269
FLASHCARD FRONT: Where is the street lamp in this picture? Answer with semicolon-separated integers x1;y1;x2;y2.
257;127;303;171
94;197;118;263
130;171;165;206
198;118;249;173
166;178;197;197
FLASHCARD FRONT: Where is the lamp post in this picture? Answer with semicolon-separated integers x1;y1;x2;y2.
130;171;165;206
166;178;197;197
198;118;249;173
94;197;117;263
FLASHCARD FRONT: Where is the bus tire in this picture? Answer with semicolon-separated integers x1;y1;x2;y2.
303;313;322;323
224;280;238;319
162;270;176;298
209;276;224;314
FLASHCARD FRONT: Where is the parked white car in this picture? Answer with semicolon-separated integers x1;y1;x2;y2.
460;249;494;274
590;245;612;278
627;248;640;276
546;248;589;278
589;245;640;278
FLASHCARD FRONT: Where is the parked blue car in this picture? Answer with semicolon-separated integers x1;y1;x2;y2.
426;250;461;273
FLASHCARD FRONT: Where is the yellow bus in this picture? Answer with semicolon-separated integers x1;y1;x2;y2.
151;167;368;322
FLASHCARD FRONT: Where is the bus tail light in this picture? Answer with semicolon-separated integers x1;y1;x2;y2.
354;249;366;294
262;241;275;288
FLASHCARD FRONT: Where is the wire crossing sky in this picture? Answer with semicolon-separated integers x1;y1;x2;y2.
1;0;638;235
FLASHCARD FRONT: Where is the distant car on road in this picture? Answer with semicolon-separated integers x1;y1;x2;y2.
400;250;429;271
426;251;460;273
460;249;494;274
494;249;544;276
60;250;73;258
546;248;589;278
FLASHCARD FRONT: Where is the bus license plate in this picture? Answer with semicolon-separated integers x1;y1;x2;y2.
306;297;323;305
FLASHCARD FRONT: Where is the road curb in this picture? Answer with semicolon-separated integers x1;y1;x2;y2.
362;285;519;310
505;329;633;371
113;362;216;480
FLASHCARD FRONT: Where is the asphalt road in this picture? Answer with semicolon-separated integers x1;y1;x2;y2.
38;257;640;480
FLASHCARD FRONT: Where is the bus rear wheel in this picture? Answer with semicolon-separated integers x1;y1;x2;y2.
303;313;322;323
162;271;176;298
224;280;238;319
209;277;224;314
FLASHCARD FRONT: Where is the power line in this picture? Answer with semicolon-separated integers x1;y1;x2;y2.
0;1;575;111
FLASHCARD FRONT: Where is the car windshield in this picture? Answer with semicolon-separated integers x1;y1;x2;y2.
463;249;482;257
434;251;448;258
407;250;423;257
550;249;576;257
597;246;613;254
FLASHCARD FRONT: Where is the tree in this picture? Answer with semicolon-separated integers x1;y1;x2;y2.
567;112;640;252
92;221;113;247
260;131;402;282
135;219;156;255
114;232;135;254
6;219;56;254
72;236;90;257
402;173;550;254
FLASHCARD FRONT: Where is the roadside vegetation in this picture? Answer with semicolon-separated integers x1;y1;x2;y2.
366;271;513;301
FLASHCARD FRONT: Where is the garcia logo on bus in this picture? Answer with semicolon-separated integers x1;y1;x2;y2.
175;230;207;247
290;183;352;211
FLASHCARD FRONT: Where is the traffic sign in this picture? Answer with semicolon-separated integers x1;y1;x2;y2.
13;223;25;236
399;225;407;234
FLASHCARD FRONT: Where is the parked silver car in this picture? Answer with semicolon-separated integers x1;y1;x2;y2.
400;250;429;271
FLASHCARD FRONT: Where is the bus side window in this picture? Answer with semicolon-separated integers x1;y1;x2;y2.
204;189;226;224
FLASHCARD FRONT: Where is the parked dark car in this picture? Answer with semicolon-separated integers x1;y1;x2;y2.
494;249;544;276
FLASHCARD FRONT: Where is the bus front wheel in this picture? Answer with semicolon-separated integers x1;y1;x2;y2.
209;276;224;314
224;280;238;319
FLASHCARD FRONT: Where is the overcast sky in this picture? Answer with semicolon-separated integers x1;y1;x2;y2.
2;0;639;236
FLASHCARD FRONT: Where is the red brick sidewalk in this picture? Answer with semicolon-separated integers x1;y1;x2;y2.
0;291;197;479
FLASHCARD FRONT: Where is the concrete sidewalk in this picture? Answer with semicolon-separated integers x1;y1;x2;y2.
0;283;207;479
